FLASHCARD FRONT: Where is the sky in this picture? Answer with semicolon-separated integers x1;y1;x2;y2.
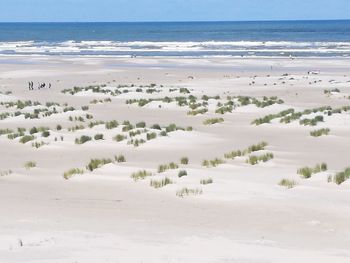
0;0;349;22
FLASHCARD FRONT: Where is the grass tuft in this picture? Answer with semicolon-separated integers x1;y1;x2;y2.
180;157;189;165
279;179;297;189
63;168;84;180
131;170;152;181
203;118;224;125
310;128;330;137
297;163;327;178
176;188;203;198
150;177;173;188
24;161;36;170
200;178;213;185
86;158;112;171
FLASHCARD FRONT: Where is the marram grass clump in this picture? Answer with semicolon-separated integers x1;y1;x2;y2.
176;188;203;198
203;118;224;125
202;158;225;168
297;163;327;179
63;168;84;180
158;162;179;173
279;179;297;189
333;167;350;185
200;178;213;185
246;153;274;165
180;157;189;165
86;158;112;171
310;128;330;137
24;161;36;170
131;170;152;181
150;177;173;188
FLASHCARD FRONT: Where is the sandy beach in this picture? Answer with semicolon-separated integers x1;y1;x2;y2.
1;55;350;262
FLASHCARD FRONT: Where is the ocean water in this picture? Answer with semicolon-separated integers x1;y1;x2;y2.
1;20;350;57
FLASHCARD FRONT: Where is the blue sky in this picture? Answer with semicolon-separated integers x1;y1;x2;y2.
0;0;349;22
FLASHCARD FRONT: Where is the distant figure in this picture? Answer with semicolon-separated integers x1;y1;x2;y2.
28;82;31;91
48;83;51;89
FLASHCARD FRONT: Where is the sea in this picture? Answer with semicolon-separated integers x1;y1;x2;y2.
0;20;350;57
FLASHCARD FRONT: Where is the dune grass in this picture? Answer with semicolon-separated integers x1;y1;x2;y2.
246;153;274;165
115;154;126;163
105;120;119;129
333;167;350;185
146;132;157;140
297;163;327;179
24;161;36;170
203;118;224;125
94;133;104;140
131;170;152;181
310;128;330;137
180;157;189;165
202;158;225;168
200;178;213;185
114;134;126;142
158;162;179;173
176;188;203;198
19;135;35;144
86;158;112;171
150;177;173;188
75;135;92;145
63;168;84;180
224;142;268;159
279;179;297;189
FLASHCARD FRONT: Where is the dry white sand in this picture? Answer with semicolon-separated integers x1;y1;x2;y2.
0;56;350;262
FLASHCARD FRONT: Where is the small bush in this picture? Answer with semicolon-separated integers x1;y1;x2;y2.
24;161;36;170
136;121;146;128
297;163;327;178
42;131;50;137
279;179;297;189
202;158;225;168
29;127;38;134
20;135;35;144
180;157;189;165
310;128;330;137
56;124;62;131
158;162;179;173
94;134;104;140
151;124;161;130
114;134;126;142
115;155;126;163
105;120;119;129
146;132;157;140
178;170;187;177
75;135;92;145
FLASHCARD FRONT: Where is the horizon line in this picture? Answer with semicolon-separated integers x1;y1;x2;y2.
1;18;350;23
